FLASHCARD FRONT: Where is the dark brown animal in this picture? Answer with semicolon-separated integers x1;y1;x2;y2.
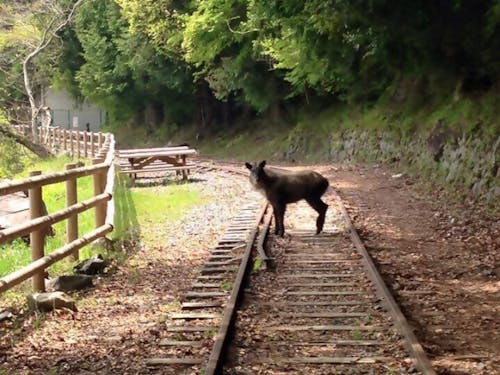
245;160;329;236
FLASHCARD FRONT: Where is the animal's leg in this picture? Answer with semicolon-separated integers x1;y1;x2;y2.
306;197;328;234
272;203;286;237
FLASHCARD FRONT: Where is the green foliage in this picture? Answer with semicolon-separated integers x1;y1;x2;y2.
74;0;136;119
0;135;30;178
66;0;198;125
252;257;263;272
0;1;85;121
3;0;497;132
0;117;34;178
182;0;244;66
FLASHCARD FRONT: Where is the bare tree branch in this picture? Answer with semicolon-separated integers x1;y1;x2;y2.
0;126;51;158
22;0;87;138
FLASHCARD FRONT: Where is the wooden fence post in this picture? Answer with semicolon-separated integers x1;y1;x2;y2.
63;129;67;151
76;132;81;159
90;132;95;157
83;131;88;158
92;158;106;228
97;132;103;152
66;163;79;260
29;171;45;292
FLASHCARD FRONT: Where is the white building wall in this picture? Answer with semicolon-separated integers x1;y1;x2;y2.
43;88;106;132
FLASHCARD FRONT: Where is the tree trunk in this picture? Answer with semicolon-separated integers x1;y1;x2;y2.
0;126;52;158
22;0;87;138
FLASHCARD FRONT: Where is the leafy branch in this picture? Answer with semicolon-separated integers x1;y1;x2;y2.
22;0;87;137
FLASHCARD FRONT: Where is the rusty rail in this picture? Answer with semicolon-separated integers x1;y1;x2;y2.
199;161;435;374
332;188;436;375
204;202;268;374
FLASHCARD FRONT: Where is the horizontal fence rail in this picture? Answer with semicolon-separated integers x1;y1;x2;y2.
0;127;116;295
0;225;113;294
12;124;107;160
0;163;109;196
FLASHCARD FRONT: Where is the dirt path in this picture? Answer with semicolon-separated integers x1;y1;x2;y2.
0;170;249;374
0;163;498;374
326;164;499;375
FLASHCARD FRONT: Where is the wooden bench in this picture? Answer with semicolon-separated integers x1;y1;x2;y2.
117;146;198;181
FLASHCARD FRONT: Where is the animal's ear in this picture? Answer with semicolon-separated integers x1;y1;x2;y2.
259;160;266;169
245;162;253;170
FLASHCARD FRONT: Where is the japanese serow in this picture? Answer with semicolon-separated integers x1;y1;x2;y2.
245;160;329;237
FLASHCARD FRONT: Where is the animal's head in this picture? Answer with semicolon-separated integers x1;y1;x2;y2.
245;160;266;189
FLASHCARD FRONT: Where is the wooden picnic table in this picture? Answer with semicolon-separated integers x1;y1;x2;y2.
117;146;197;180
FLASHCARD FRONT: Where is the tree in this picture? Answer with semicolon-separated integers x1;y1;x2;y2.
22;0;87;137
71;0;197;126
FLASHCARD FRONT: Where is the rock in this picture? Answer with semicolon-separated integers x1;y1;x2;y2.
27;292;77;312
481;269;495;278
73;255;109;275
391;173;405;179
427;119;449;162
48;275;94;291
0;310;14;322
91;237;114;251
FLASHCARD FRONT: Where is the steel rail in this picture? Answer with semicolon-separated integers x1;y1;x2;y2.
204;201;269;374
203;160;435;374
331;188;436;375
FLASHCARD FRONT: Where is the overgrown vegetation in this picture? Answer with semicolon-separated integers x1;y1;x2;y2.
3;1;498;128
0;1;498;198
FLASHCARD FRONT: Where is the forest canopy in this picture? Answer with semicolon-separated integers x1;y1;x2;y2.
1;0;499;128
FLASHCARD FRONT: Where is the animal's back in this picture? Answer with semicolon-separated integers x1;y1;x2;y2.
266;167;329;203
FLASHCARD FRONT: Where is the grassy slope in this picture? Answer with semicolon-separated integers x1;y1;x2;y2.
191;90;499;162
158;89;497;205
105;87;498;204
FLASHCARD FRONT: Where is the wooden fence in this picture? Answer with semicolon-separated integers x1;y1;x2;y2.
0;127;116;294
13;124;106;159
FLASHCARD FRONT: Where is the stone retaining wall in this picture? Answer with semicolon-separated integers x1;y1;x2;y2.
286;128;499;203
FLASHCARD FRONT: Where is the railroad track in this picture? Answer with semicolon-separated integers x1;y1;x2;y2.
146;161;435;374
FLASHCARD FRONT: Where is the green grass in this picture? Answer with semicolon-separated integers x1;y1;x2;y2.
0;150;206;306
0;239;32;278
126;180;206;247
193;89;498;170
